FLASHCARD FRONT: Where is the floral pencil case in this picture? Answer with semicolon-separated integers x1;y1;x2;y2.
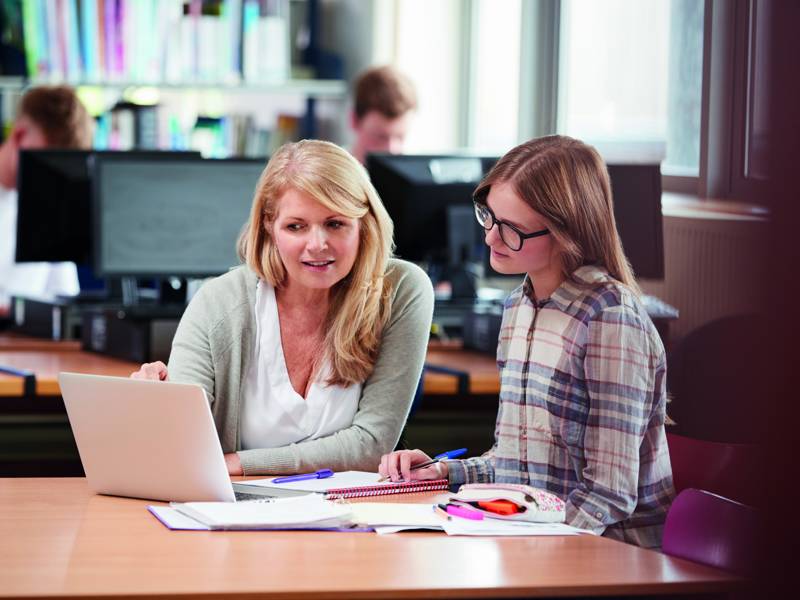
450;483;566;523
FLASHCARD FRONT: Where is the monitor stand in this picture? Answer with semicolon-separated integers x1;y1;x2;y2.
445;265;477;300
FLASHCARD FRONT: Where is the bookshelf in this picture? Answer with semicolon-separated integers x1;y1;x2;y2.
1;1;348;156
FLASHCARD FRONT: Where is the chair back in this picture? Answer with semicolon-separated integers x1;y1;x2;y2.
667;432;760;507
663;488;759;577
666;314;763;442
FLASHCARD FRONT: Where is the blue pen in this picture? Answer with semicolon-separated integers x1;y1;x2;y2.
379;448;468;481
411;448;468;472
271;469;334;484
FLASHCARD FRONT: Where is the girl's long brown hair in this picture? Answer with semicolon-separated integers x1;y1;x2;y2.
474;135;639;292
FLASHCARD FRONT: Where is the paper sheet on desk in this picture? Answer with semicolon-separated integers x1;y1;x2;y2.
148;506;210;530
443;520;590;536
349;502;443;529
171;494;353;530
241;471;386;493
147;505;373;532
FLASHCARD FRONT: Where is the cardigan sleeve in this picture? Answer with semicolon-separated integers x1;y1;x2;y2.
166;282;218;407
237;260;434;475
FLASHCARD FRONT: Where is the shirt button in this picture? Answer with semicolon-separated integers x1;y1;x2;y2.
595;512;603;520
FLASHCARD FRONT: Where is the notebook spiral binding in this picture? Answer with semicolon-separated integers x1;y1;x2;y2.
324;478;449;500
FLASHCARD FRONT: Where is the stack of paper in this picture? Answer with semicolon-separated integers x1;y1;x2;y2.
160;494;354;531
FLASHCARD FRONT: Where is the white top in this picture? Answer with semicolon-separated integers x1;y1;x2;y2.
0;185;80;310
240;281;361;450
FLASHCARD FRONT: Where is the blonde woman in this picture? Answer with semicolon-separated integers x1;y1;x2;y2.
132;140;433;476
380;135;674;548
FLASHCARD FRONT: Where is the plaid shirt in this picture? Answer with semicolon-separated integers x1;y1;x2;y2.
447;266;674;548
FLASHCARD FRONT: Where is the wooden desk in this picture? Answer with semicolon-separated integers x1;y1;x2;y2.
0;345;139;397
0;332;81;352
424;341;499;395
0;478;738;599
0;336;501;398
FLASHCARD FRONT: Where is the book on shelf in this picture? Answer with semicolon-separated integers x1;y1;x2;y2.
20;0;289;84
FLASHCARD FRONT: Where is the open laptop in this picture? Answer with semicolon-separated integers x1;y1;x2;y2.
59;372;303;502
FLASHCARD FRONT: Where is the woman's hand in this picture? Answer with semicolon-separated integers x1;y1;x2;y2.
130;361;168;381
378;449;449;482
225;453;243;476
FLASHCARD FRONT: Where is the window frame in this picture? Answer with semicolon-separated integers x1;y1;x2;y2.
514;0;763;201
375;0;763;204
707;0;769;201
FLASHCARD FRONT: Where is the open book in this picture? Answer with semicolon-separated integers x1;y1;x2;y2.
163;494;354;531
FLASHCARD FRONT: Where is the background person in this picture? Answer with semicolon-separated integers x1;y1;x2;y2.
132;139;434;476
349;65;417;165
379;135;674;548
0;85;94;317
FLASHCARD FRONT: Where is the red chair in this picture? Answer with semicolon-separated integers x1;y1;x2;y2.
662;488;759;577
666;432;761;507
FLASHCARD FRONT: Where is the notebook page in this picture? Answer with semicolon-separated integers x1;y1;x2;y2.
240;471;386;493
171;494;352;529
349;503;443;528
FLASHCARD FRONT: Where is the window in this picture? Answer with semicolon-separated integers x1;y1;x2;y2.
558;0;704;175
391;0;463;153
379;0;766;203
469;0;522;153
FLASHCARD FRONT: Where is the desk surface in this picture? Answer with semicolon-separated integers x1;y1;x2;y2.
0;478;737;600
0;344;140;396
0;335;501;398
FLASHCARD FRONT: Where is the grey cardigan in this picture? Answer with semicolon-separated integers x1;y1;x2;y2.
168;258;434;475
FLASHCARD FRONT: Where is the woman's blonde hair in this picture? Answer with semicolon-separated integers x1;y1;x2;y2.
474;135;639;293
238;139;395;386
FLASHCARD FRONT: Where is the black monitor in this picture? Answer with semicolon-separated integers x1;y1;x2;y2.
92;155;265;277
606;164;664;280
366;154;496;266
15;150;201;270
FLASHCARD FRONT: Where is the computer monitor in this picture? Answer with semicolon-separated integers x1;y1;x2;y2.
92;155;265;277
606;164;664;280
366;153;497;266
14;150;201;271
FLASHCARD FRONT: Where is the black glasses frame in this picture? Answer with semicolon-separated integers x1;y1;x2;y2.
473;201;550;252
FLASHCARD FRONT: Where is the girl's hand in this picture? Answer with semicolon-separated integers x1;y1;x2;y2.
378;449;448;482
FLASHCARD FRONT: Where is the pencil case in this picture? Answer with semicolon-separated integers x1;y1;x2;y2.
450;483;566;523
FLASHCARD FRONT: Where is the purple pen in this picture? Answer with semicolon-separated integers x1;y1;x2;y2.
272;469;334;484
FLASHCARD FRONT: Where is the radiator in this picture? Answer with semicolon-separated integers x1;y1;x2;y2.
639;212;769;343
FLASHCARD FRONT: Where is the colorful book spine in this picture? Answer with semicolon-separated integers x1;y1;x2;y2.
21;0;41;77
64;0;83;81
80;0;99;81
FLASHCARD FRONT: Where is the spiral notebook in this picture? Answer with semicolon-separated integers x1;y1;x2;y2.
325;478;449;499
235;471;450;500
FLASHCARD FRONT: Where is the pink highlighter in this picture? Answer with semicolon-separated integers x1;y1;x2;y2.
439;503;484;520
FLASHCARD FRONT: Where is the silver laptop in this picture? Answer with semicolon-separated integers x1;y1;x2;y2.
59;372;298;503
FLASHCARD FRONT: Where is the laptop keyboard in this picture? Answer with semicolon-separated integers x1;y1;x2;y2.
234;491;275;502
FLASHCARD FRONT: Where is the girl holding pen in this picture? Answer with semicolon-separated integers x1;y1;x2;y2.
379;135;674;548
